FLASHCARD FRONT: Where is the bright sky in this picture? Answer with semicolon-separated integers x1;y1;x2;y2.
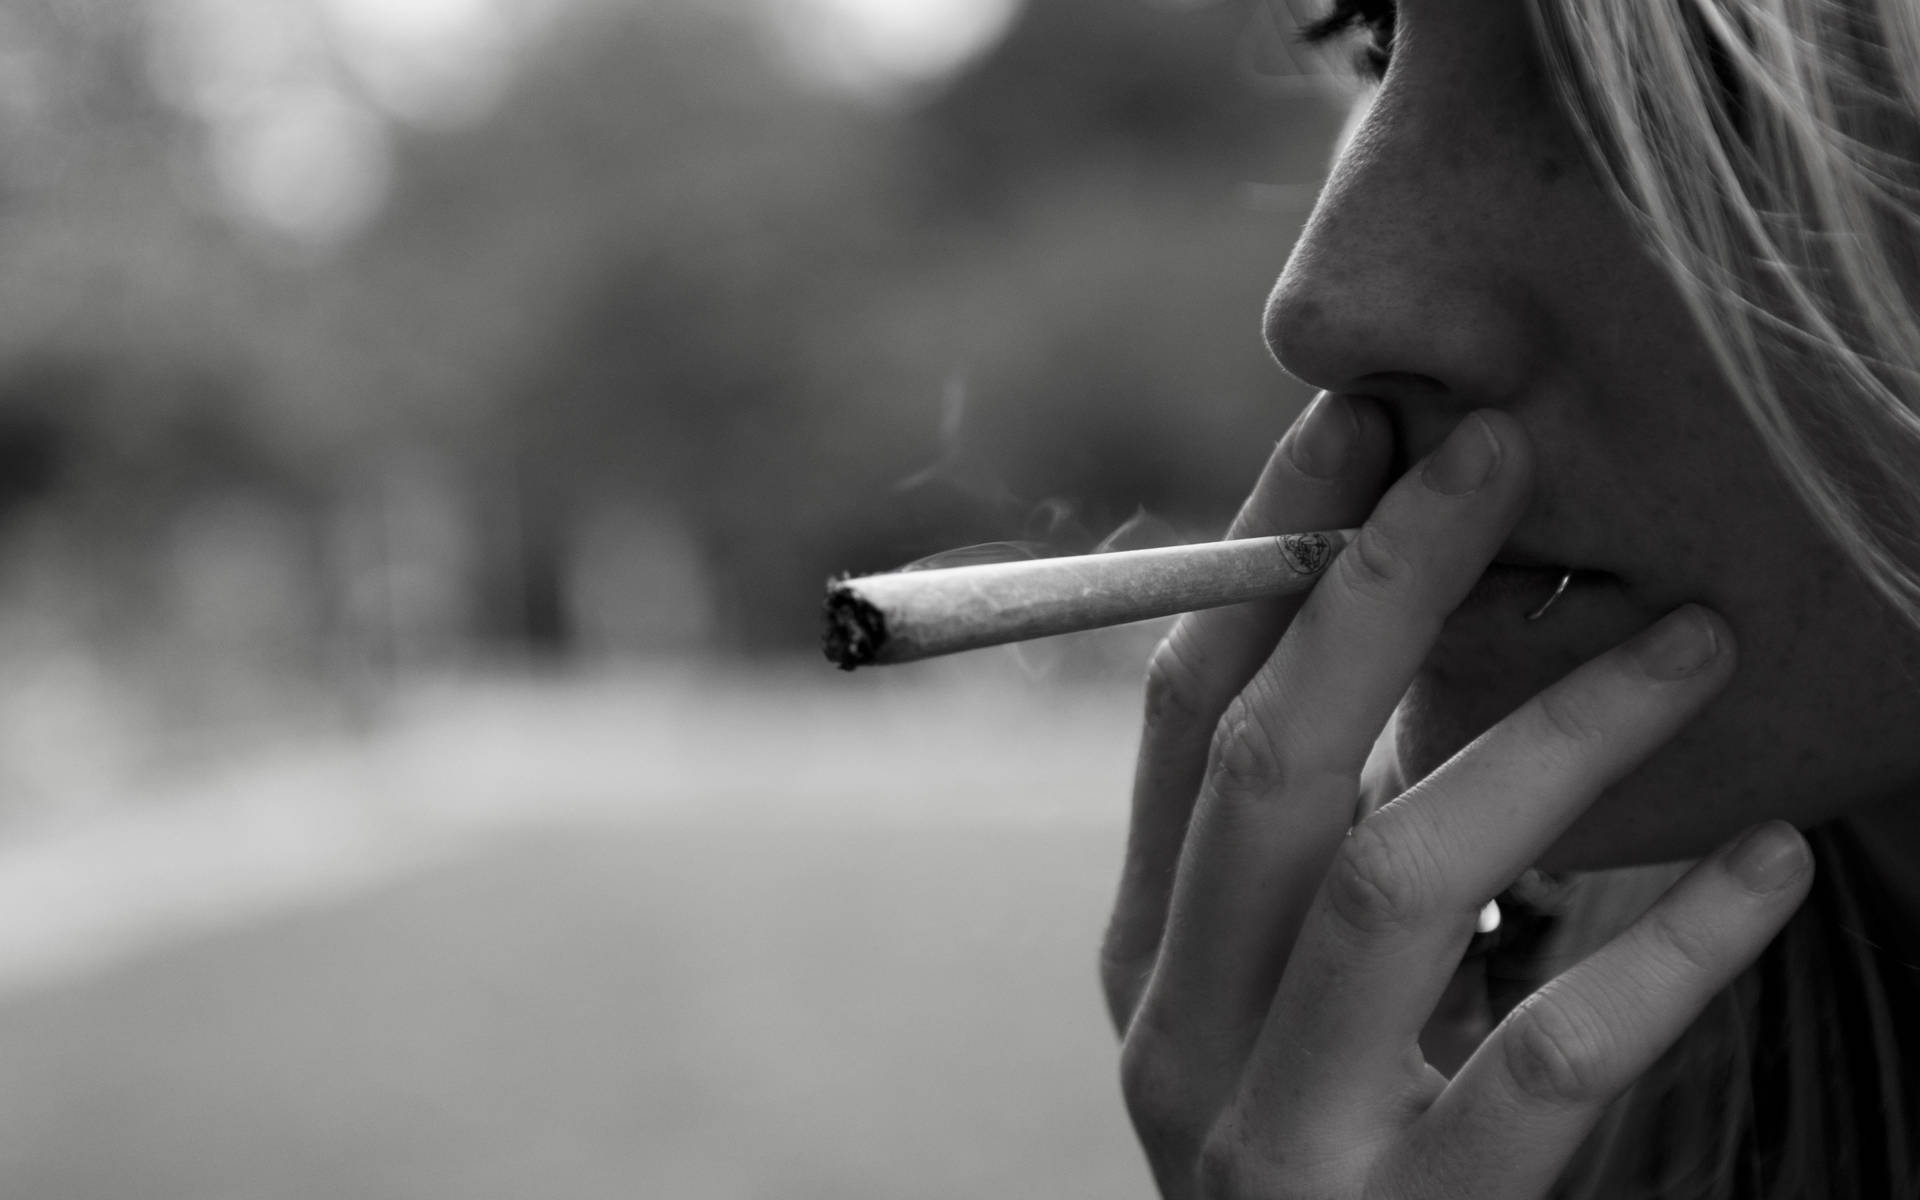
759;0;1024;98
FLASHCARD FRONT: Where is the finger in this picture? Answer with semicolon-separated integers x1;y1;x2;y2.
1126;411;1529;1111
1389;821;1813;1200
1103;391;1391;1030
1239;605;1735;1136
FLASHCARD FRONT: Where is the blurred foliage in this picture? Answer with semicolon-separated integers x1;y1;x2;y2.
0;0;1354;678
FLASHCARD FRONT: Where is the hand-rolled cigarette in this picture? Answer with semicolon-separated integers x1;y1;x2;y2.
823;529;1357;670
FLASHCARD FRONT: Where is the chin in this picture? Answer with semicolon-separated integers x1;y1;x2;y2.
1390;667;1730;875
1392;663;1553;788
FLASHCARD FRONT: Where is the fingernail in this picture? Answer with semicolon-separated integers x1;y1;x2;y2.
1421;413;1501;495
1726;821;1809;892
1288;393;1358;480
1639;606;1719;680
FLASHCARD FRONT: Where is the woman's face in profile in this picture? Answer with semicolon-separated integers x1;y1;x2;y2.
1266;0;1920;871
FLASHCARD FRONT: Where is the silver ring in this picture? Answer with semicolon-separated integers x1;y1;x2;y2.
1525;570;1574;622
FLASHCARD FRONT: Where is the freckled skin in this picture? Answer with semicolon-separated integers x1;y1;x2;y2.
1265;0;1920;874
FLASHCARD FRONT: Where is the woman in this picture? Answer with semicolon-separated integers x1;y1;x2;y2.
1099;1;1920;1196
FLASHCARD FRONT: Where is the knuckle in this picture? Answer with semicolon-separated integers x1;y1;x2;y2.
1644;904;1720;981
1534;684;1613;751
1501;992;1613;1106
1206;696;1291;800
1119;1026;1205;1150
1322;817;1442;937
1144;634;1215;739
1196;1127;1265;1200
1198;1123;1337;1200
1120;1006;1269;1169
1337;522;1418;600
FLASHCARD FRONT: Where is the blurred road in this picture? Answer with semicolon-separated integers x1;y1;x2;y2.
0;660;1155;1199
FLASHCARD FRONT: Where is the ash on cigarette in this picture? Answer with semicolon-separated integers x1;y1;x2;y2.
822;582;889;670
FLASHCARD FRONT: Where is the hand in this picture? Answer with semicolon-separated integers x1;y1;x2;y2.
1099;394;1814;1199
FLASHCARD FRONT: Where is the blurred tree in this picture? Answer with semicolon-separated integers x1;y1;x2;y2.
911;0;1294;215
481;0;1349;653
0;0;1355;672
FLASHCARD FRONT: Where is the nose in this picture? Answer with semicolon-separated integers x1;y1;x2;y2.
1263;92;1542;413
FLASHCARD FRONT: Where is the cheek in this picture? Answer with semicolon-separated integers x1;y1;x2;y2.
1542;678;1883;872
1394;553;1920;871
1565;572;1920;869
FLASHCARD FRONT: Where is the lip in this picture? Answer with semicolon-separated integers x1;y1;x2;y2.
1427;560;1633;681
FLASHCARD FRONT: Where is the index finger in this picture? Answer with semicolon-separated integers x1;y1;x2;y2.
1102;391;1392;1031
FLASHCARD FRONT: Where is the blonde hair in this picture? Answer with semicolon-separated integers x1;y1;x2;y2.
1529;0;1920;621
1516;1;1920;1195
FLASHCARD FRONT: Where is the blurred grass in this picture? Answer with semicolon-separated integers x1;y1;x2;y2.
0;659;1157;1199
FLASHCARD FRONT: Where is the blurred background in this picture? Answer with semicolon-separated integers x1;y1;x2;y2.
0;0;1358;1194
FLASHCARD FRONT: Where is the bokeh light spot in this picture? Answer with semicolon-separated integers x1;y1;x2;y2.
209;84;392;248
323;0;521;127
759;0;1024;99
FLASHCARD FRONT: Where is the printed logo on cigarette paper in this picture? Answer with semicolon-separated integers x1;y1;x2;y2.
1279;533;1332;576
